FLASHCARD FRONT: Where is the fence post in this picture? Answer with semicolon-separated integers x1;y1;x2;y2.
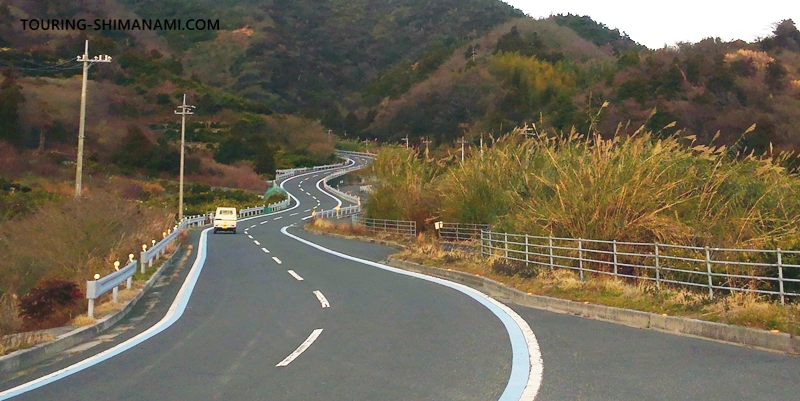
705;246;714;299
578;238;584;281
481;230;486;257
88;299;94;319
654;243;661;291
504;233;509;259
140;250;147;274
549;236;554;271
613;240;618;277
525;234;530;266
778;248;785;306
113;286;118;303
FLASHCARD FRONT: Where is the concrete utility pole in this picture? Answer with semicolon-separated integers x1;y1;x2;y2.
74;40;112;197
421;137;432;158
401;134;409;149
174;94;195;221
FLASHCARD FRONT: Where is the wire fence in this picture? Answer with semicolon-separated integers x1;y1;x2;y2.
479;230;800;304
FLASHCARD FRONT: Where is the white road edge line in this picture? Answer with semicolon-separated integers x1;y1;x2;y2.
254;240;260;245
275;329;323;367
0;161;352;400
272;256;282;264
313;290;330;308
261;247;270;253
280;225;542;401
0;227;214;400
287;270;304;281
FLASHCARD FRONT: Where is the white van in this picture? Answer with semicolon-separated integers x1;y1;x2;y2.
214;207;237;234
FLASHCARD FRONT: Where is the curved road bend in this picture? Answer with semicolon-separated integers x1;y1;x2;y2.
0;158;519;401
3;156;800;400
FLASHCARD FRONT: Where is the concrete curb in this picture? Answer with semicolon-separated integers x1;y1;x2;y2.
385;257;800;355
0;243;187;374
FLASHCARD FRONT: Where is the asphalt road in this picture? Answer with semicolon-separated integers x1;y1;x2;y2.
3;155;800;401
0;156;514;401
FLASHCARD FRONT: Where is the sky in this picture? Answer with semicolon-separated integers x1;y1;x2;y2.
505;1;800;49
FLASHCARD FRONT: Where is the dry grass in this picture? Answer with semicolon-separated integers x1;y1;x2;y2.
0;331;55;356
0;192;173;295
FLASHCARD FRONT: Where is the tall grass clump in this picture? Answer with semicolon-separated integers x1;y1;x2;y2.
365;146;445;229
371;127;800;251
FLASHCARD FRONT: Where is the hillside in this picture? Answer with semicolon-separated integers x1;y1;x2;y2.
0;0;525;188
361;16;800;158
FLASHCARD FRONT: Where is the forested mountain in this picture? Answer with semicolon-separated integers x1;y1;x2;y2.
0;0;524;183
0;0;798;184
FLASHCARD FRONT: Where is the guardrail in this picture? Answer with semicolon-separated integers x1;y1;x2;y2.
313;205;362;219
86;258;137;318
480;230;800;304
334;150;377;158
266;199;291;213
86;214;209;318
276;160;351;182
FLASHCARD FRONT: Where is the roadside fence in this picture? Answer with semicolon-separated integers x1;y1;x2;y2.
480;230;800;304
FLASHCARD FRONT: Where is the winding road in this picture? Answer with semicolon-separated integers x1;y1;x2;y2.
1;155;799;401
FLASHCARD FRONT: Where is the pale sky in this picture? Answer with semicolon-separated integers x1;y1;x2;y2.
505;1;800;49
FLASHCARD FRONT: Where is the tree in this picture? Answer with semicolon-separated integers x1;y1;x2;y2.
0;69;24;147
773;19;800;51
112;126;154;170
765;60;788;91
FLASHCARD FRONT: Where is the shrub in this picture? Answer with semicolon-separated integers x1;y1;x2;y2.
490;258;539;278
18;279;83;330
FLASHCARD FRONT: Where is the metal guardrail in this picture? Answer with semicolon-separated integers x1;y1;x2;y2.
266;199;291;213
85;259;137;318
276;161;350;182
334;150;377;158
480;230;800;304
313;205;362;219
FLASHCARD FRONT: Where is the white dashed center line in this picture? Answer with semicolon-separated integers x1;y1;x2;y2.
290;212;299;216
287;270;304;281
254;240;260;245
275;329;322;367
248;235;253;239
274;216;282;220
272;256;282;264
260;221;267;225
313;290;330;308
261;248;270;253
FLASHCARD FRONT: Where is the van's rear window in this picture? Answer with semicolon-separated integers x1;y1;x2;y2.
219;210;234;215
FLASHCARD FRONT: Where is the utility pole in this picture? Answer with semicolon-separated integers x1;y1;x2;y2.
74;40;112;197
471;46;477;62
421;136;432;158
401;134;409;149
175;94;195;221
480;133;484;160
